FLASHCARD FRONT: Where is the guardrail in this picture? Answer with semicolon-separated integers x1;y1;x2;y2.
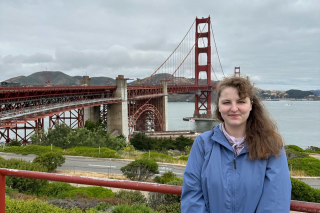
0;168;319;213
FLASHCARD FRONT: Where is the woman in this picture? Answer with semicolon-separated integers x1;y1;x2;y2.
181;76;291;212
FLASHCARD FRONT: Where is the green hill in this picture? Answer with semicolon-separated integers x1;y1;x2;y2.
4;71;116;86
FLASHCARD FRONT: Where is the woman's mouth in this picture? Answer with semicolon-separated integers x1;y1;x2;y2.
229;114;240;118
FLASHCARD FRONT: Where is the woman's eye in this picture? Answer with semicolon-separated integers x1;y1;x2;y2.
223;102;230;104
238;100;245;104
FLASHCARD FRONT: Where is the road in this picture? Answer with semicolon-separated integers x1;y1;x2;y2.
1;152;319;189
0;152;186;178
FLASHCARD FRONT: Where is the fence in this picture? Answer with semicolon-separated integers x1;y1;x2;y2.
0;168;320;213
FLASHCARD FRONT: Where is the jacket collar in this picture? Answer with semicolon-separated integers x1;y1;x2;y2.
211;124;248;155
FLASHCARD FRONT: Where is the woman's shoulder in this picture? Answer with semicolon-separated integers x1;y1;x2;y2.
195;125;221;144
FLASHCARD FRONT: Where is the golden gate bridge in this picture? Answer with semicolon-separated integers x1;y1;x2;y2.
0;16;227;143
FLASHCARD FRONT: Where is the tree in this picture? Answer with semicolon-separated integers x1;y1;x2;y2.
33;152;66;172
30;129;46;145
121;159;159;181
43;123;72;148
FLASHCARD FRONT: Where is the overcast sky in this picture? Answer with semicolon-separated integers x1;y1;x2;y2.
0;0;319;91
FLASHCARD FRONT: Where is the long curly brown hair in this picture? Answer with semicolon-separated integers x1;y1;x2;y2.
214;76;283;160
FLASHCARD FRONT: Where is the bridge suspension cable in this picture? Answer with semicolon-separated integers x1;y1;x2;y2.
142;19;196;85
167;19;209;82
211;22;225;78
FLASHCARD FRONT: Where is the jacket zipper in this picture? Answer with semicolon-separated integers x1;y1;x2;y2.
233;156;236;213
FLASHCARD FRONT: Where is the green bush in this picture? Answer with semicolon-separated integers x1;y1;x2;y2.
148;180;182;210
33;152;66;172
8;140;22;146
1;158;48;194
306;146;320;153
288;156;320;176
286;145;305;152
121;159;159;181
5;197;96;213
285;145;308;160
154;171;182;184
114;190;147;204
58;186;114;199
130;132;193;152
112;204;159;213
36;182;76;198
291;178;320;203
179;156;188;161
157;202;181;213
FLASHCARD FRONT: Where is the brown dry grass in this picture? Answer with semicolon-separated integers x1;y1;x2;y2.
54;170;128;180
291;170;307;177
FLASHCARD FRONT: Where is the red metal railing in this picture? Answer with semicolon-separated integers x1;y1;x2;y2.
0;168;319;213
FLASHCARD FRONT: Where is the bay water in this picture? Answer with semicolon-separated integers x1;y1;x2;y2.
3;101;319;149
168;101;320;149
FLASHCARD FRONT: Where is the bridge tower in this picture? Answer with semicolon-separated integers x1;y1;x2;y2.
193;16;212;119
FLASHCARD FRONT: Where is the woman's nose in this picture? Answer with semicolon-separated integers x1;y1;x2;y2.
230;103;238;112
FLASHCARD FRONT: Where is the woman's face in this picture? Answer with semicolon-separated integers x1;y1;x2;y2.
218;87;252;130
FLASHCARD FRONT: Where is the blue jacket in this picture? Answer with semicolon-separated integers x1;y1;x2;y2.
181;126;291;213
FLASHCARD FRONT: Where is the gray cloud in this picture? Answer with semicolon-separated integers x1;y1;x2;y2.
0;0;319;90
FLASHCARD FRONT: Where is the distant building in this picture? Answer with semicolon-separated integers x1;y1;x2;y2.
1;81;21;87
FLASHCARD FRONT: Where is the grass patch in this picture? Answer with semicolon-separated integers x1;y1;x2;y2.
62;146;120;158
139;152;187;164
1;145;63;155
1;145;119;159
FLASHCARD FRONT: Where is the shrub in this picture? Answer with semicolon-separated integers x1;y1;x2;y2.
58;186;114;199
114;190;147;204
306;146;320;153
179;156;188;161
157;202;181;213
112;204;160;213
2;158;48;194
33;152;66;172
154;171;182;184
286;145;305;152
36;182;75;198
291;178;320;203
8;140;22;146
130;132;193;152
288;156;320;176
148;179;182;209
5;197;96;213
121;159;159;181
285;145;308;160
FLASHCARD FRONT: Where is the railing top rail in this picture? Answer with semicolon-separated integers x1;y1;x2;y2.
0;169;320;212
0;168;181;195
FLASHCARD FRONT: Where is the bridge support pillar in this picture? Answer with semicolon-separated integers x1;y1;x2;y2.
193;16;213;119
84;106;101;123
161;80;168;131
107;75;128;140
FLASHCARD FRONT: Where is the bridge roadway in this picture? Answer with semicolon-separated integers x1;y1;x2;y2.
0;84;213;127
0;152;319;189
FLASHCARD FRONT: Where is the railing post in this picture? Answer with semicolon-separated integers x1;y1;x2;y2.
0;174;5;213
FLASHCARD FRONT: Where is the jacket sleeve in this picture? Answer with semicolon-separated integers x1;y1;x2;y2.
181;135;209;213
255;147;292;213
